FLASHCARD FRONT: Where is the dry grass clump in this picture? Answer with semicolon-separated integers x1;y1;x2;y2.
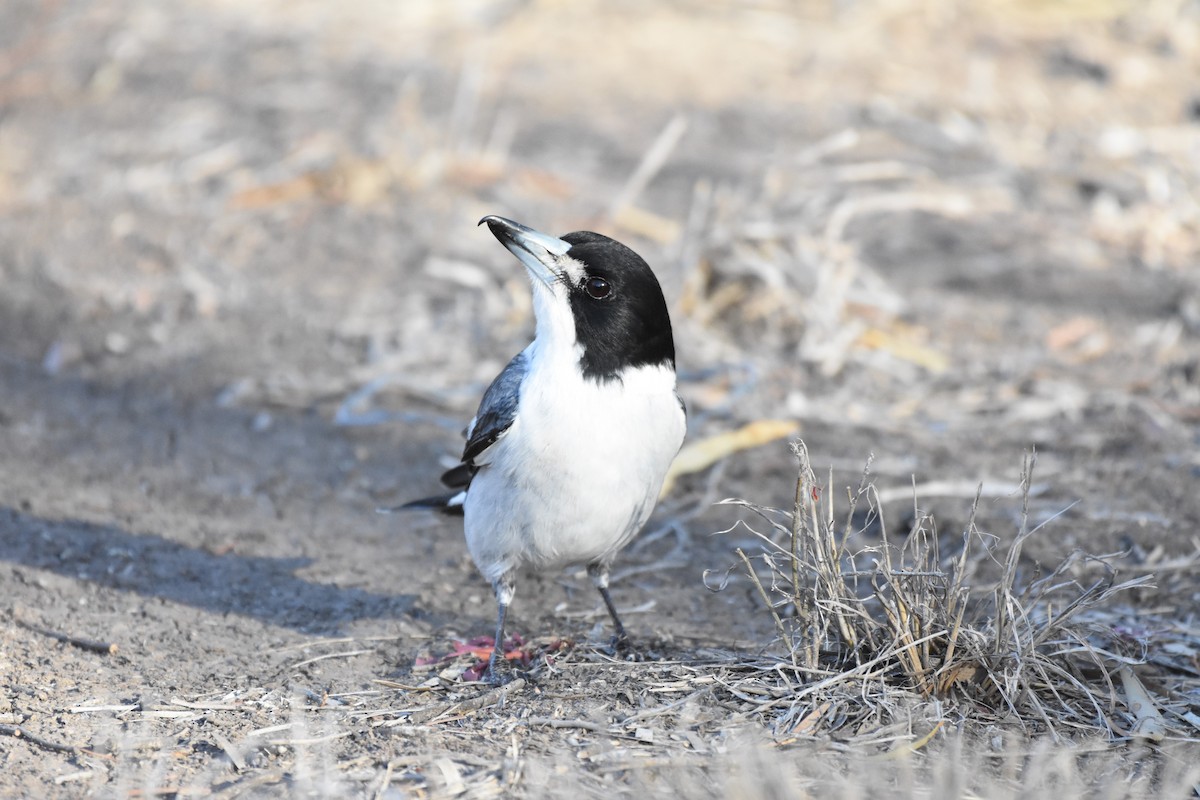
717;441;1175;743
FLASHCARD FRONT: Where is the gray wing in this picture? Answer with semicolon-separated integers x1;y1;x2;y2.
444;349;527;487
417;348;525;504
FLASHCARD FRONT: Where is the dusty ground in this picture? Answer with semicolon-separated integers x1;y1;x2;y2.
2;0;1200;796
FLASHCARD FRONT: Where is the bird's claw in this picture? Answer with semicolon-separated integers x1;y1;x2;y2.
483;669;513;686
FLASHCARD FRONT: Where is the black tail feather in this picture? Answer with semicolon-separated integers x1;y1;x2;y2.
378;493;465;517
440;463;474;489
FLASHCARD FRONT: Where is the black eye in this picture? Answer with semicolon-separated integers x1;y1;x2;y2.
583;276;611;299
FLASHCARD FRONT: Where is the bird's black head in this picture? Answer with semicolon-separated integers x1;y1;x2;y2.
481;215;676;383
558;231;675;381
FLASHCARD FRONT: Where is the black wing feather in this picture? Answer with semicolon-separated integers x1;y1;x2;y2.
435;350;527;490
399;351;527;514
461;350;526;465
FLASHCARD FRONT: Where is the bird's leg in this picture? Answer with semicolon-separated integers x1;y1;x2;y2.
485;575;515;685
587;564;629;647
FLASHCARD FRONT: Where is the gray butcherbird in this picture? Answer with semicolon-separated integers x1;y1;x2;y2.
403;215;686;683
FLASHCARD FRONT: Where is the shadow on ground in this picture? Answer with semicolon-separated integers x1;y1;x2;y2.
1;508;415;632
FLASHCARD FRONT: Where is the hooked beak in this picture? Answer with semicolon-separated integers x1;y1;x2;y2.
480;215;571;288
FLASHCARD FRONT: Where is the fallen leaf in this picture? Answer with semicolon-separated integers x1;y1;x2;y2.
875;721;944;760
789;700;832;735
660;419;798;496
856;325;948;373
1118;665;1167;742
935;661;981;694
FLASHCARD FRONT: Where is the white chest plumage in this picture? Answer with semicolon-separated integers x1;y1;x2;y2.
462;346;685;584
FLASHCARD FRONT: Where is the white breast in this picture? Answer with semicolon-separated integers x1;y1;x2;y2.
462;349;685;584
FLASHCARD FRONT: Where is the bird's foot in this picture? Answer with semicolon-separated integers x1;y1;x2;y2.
482;666;514;686
602;633;646;661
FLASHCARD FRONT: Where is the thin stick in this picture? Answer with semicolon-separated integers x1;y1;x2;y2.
265;731;354;747
737;548;789;647
790;448;806;637
16;618;117;655
372;761;395;800
522;717;608;733
995;450;1036;652
212;731;246;772
0;723;78;754
609;114;689;218
409;678;527;725
287;649;375;671
212;769;285;799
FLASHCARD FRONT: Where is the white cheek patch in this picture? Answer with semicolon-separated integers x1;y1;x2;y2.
529;254;587;353
555;254;586;287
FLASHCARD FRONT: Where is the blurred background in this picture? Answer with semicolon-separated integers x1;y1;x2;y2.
2;0;1200;793
5;0;1199;530
3;0;1200;611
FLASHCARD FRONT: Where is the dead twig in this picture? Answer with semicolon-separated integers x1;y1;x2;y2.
521;717;609;733
406;678;527;725
16;618;118;655
0;723;79;755
609;113;689;221
287;648;375;671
